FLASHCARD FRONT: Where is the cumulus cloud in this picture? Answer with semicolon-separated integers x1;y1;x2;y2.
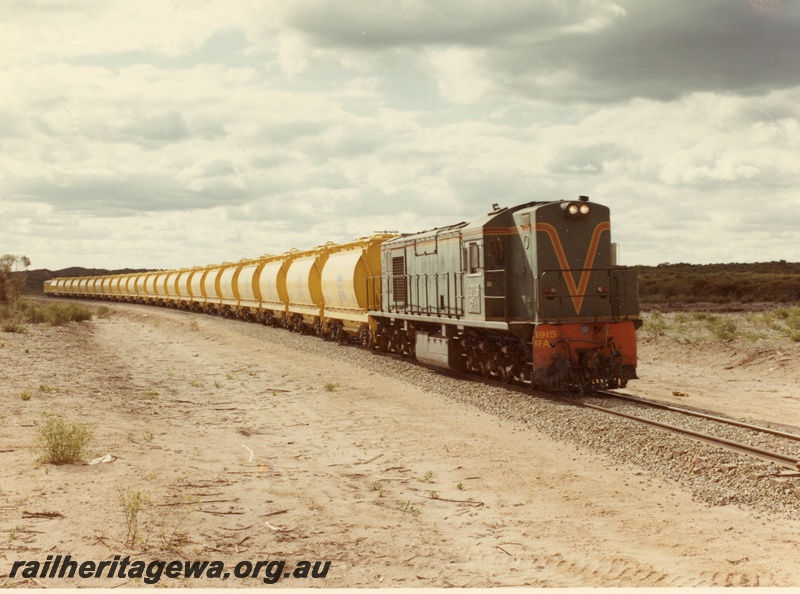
0;0;798;269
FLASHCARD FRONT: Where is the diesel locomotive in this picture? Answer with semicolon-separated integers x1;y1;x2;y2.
45;197;640;392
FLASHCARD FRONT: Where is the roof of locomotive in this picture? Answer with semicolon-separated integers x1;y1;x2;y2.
379;199;602;248
460;201;544;233
381;220;468;247
383;200;576;246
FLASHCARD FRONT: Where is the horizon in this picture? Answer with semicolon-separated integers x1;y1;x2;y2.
26;258;800;276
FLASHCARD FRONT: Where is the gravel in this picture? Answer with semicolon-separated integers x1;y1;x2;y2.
172;310;800;520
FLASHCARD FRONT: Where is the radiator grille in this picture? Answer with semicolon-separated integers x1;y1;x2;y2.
392;256;406;303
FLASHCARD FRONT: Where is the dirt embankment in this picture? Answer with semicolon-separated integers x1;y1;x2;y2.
2;303;800;587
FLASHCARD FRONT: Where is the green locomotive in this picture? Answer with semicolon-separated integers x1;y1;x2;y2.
370;197;640;391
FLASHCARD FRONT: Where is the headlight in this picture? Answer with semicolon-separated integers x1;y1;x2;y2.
562;200;590;218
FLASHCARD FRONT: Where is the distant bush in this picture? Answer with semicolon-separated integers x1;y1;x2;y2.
636;262;800;304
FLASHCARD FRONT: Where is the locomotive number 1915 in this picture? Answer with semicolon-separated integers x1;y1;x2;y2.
534;328;558;348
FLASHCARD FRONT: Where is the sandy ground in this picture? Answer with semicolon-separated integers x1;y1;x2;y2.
2;302;800;588
628;329;800;429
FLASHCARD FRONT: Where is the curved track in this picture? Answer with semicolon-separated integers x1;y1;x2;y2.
392;354;800;472
584;391;800;470
596;390;800;440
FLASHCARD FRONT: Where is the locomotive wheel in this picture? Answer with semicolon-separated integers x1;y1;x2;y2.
500;364;515;383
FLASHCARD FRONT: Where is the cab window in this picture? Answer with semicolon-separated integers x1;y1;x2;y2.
468;242;482;274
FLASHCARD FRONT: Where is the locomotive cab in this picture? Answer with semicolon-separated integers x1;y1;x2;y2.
523;199;640;391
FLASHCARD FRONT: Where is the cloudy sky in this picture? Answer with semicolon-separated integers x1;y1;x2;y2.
1;0;798;271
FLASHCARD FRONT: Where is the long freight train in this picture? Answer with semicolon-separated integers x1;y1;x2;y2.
44;197;640;392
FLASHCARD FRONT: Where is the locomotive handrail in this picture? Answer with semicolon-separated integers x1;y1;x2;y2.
369;272;464;319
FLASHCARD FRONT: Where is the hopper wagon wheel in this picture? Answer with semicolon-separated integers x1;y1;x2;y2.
326;323;339;342
360;326;371;348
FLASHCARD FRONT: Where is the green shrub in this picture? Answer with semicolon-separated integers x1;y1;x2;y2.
45;303;93;326
1;300;93;329
18;299;47;324
643;311;668;336
767;307;800;341
705;317;738;341
118;487;150;547
690;311;716;321
33;413;94;464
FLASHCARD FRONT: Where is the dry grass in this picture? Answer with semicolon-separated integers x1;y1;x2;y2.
1;299;93;332
641;307;800;345
33;413;94;464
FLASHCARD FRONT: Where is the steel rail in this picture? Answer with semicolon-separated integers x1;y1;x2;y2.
581;401;799;470
596;390;800;442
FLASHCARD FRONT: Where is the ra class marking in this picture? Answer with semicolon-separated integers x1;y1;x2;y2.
534;328;558;348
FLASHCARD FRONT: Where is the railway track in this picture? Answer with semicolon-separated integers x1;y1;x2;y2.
582;391;800;471
416;358;800;472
